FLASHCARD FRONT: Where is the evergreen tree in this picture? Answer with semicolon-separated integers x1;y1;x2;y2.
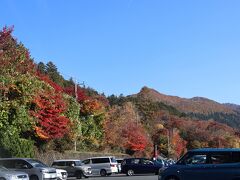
37;62;46;74
46;61;64;86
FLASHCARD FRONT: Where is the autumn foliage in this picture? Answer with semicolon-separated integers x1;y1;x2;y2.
30;92;70;140
1;26;240;158
122;121;148;151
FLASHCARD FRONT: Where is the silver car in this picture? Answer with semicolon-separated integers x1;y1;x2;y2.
0;158;57;180
0;166;29;180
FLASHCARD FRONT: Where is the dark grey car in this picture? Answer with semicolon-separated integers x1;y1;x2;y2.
52;160;92;179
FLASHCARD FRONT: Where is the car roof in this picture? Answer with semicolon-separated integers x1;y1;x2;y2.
84;156;115;159
124;158;149;160
0;158;34;160
189;148;240;153
53;159;81;162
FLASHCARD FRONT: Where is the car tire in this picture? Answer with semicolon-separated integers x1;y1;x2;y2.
30;175;39;180
127;169;134;176
166;176;179;180
0;177;6;180
75;171;83;179
100;169;107;177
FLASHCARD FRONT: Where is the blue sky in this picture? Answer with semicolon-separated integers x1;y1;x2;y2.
1;0;240;104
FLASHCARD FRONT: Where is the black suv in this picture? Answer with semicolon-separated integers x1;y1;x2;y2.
121;158;163;176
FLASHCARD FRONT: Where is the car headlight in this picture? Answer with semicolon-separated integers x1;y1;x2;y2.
83;167;88;171
7;174;18;180
40;169;49;173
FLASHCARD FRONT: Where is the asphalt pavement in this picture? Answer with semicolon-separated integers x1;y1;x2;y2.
69;174;158;180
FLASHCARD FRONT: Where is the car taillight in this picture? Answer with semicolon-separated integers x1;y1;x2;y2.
110;164;116;167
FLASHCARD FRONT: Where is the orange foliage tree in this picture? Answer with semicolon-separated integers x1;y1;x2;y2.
30;91;70;140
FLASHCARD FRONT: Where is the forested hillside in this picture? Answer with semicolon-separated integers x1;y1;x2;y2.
1;27;240;159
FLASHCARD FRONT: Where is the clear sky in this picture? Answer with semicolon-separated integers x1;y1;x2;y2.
1;0;240;104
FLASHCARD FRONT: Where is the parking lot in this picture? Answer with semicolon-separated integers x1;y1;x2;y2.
68;174;157;180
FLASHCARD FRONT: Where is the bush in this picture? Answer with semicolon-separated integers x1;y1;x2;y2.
0;133;35;158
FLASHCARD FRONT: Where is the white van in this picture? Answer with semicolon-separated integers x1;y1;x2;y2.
82;156;118;176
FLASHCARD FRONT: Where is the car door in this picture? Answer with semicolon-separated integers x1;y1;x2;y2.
125;158;141;174
206;151;238;180
12;160;33;176
181;153;210;180
140;159;155;174
65;161;76;176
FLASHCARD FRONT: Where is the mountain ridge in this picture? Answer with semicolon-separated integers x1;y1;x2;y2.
134;86;237;115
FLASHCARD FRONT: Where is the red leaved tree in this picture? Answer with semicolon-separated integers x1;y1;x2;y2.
122;121;148;153
31;91;70;140
64;85;103;116
0;26;36;76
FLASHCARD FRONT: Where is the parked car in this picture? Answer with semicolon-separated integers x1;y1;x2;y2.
0;166;29;180
121;158;164;176
52;159;91;179
55;169;67;180
82;156;118;176
0;158;57;180
116;158;123;173
159;148;240;180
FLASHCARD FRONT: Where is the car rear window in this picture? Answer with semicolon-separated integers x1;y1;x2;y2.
110;157;117;163
232;152;240;163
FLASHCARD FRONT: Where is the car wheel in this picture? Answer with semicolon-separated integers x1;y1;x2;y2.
75;171;83;179
0;177;6;180
127;169;134;176
166;176;179;180
30;175;39;180
100;169;107;177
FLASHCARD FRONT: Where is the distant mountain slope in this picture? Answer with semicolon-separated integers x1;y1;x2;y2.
224;103;240;112
135;87;234;114
133;87;240;129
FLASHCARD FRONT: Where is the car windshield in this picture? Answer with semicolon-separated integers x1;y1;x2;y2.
0;166;8;171
27;159;48;168
75;161;82;166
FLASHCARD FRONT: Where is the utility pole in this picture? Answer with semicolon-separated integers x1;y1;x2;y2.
74;79;78;152
73;79;85;152
167;129;170;157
